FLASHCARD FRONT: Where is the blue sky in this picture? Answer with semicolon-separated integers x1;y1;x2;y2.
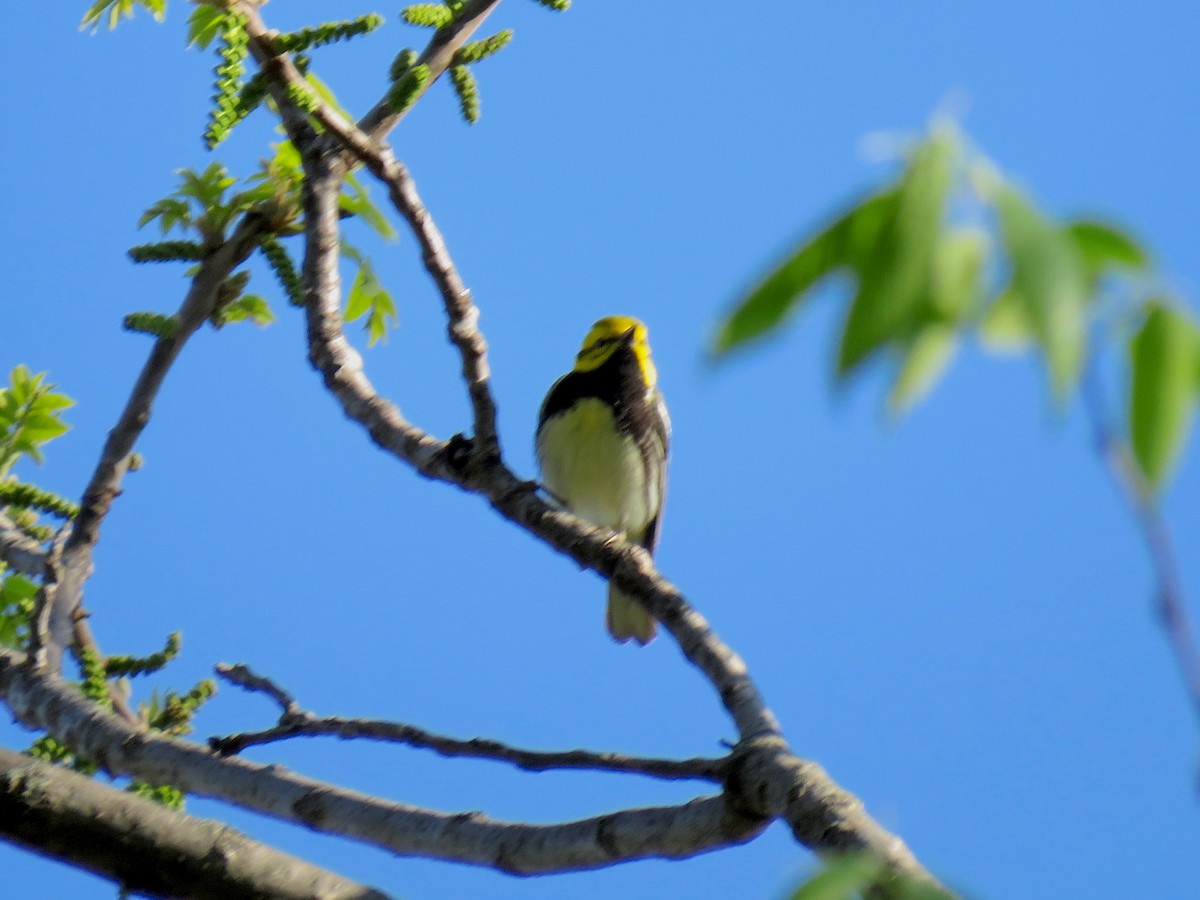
3;1;1199;898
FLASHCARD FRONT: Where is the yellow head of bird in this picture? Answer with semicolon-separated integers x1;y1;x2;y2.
573;316;657;386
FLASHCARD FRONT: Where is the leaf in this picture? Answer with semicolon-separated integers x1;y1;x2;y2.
838;127;958;376
980;289;1034;353
187;3;225;49
340;173;397;240
0;367;74;477
218;294;276;327
790;854;887;900
712;188;898;355
889;323;958;415
995;185;1089;401
1129;302;1200;492
80;0;164;33
344;270;373;322
1066;219;1149;283
931;227;987;320
304;72;353;122
341;247;398;347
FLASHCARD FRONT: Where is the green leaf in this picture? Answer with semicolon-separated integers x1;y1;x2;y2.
187;3;225;49
1066;219;1149;284
931;227;987;320
0;572;38;650
980;289;1034;352
889;323;958;415
838;127;958;376
341;245;398;347
217;294;276;327
790;854;887;900
713;188;898;355
81;0;165;33
994;185;1089;401
340;173;397;240
1129;302;1200;492
0;367;74;477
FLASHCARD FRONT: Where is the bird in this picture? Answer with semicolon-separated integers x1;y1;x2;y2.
535;316;670;645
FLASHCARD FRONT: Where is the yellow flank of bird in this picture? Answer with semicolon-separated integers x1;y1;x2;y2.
535;316;671;646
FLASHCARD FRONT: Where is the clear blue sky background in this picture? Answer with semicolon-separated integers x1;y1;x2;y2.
3;2;1199;898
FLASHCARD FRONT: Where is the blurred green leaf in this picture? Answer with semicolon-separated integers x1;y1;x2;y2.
342;243;398;347
889;323;958;415
1066;219;1149;284
0;572;38;650
81;0;165;33
341;172;397;240
995;185;1088;400
1129;302;1200;492
980;289;1034;352
713;189;898;354
790;854;886;900
838;127;957;376
217;294;276;327
932;227;987;320
141;164;242;241
187;3;225;49
0;367;74;478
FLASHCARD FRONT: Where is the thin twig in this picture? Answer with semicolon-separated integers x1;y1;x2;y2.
210;663;726;781
214;662;300;716
1084;368;1200;723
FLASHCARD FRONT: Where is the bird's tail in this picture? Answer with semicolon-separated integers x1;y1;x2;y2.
606;582;656;645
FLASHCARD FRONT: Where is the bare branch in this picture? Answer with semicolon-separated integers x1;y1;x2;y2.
46;217;268;675
375;155;498;455
0;747;393;900
0;650;766;873
211;663;726;781
24;524;69;672
214;662;300;716
0;512;46;576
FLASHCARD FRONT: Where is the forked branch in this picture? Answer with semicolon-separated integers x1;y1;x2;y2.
210;662;727;781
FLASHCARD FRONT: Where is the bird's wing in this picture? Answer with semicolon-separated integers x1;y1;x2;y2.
639;388;671;554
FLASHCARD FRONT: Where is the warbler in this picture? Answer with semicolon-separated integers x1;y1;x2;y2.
536;316;670;645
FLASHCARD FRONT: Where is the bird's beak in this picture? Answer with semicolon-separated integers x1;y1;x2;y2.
620;326;638;346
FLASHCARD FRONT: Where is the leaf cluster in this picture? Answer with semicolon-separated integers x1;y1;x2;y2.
714;122;1199;492
0;366;73;476
80;0;165;33
342;241;399;346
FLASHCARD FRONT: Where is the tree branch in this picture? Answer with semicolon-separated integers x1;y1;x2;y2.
0;512;46;577
45;217;268;676
0;649;766;873
0;747;393;900
357;0;504;142
209;662;726;781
